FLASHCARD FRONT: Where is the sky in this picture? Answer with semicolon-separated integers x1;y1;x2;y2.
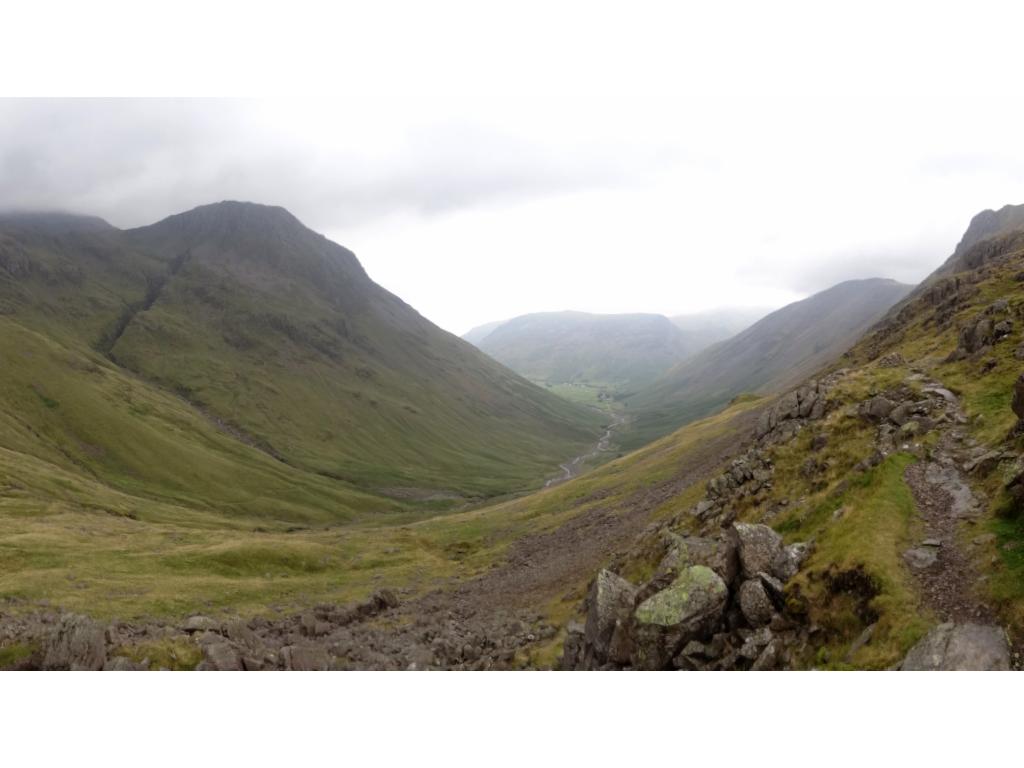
3;3;1024;334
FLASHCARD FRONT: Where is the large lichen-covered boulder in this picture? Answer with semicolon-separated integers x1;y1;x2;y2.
732;523;784;579
901;623;1010;670
584;569;638;664
630;565;728;670
42;614;107;671
657;533;739;586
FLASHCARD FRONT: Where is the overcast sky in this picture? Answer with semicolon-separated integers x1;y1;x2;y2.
3;3;1024;334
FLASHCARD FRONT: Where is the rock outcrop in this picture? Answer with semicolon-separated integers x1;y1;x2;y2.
561;523;812;671
42;614;106;671
900;623;1010;671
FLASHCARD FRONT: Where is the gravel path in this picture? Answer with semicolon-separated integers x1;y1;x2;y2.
902;380;996;623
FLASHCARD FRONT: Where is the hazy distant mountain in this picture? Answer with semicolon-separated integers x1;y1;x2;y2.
462;319;506;346
624;278;913;446
670;307;771;353
469;311;692;393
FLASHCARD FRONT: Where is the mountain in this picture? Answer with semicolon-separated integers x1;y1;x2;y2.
0;202;603;511
470;311;692;394
669;307;770;348
948;202;1024;266
462;319;506;346
624;278;913;447
552;206;1024;671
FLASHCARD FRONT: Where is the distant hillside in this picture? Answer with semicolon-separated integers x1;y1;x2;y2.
0;203;603;508
670;307;770;353
462;319;506;346
471;311;691;394
624;278;913;447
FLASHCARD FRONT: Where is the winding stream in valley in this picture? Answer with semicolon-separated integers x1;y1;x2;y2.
544;411;627;488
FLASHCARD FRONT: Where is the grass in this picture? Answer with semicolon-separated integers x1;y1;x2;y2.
0;642;34;669
782;454;929;669
0;392;759;624
114;638;202;671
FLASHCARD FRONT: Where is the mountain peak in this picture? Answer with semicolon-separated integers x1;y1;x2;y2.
135;200;307;241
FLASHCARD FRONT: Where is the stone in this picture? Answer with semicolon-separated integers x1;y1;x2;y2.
224;620;260;651
963;450;1003;475
860;396;896;421
1012;373;1024;421
659;534;739;586
888;403;913;426
198;641;243;671
845;623;877;662
559;622;586;670
182;615;221;633
103;656;143;671
751;639;781;670
282;644;331;671
903;547;938;570
899;420;921;438
922;387;957;404
993;319;1014;339
732;523;784;579
42;614;107;671
810;434;829;452
972;533;997;546
583;569;637;664
630;565;728;670
771;541;812;582
901;623;1010;670
738;579;775;627
738;627;773;659
960;316;994;354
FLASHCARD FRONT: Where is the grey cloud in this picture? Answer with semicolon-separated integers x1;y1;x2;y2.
0;99;650;231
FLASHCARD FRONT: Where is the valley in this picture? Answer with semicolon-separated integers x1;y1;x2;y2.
3;200;1024;671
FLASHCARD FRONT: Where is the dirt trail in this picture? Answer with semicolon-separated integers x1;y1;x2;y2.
328;407;763;668
902;379;996;623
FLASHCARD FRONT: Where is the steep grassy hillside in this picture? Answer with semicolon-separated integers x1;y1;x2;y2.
0;381;762;624
624;278;912;448
556;216;1024;669
0;203;602;501
472;311;690;395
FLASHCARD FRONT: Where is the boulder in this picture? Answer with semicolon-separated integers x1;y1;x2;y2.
960;316;994;354
42;614;107;671
198;641;244;671
738;579;775;627
860;396;896;422
1013;373;1024;421
732;523;784;579
658;534;739;586
182;615;221;633
630;565;728;670
771;541;812;582
282;644;331;671
584;569;637;663
901;623;1010;670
